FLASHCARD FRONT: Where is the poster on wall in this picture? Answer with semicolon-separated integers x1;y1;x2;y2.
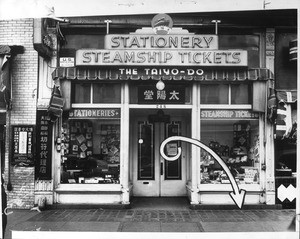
11;125;35;166
100;124;120;164
35;110;52;179
69;120;93;158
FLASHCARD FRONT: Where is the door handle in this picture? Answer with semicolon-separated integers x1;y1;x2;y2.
160;162;163;175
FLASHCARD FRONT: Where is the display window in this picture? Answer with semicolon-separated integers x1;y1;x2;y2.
200;119;260;185
60;118;120;184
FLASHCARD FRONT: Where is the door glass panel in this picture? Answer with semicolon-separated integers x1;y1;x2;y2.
165;121;181;180
138;121;154;180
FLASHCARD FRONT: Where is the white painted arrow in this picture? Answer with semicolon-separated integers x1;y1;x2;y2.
160;136;246;209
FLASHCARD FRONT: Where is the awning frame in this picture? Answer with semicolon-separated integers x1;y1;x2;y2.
52;67;274;82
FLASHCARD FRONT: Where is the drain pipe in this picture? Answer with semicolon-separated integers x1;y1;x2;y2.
6;109;12;191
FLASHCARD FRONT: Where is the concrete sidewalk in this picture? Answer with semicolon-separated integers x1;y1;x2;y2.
4;207;296;239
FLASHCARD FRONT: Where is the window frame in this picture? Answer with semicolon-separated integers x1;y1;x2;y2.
199;82;252;108
71;82;123;108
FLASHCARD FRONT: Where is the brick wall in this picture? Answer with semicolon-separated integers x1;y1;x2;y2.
0;19;37;209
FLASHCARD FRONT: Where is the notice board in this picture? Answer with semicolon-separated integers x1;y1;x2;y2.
35;110;52;180
11;125;35;166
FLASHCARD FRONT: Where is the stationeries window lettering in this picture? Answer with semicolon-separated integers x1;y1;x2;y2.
73;109;117;117
82;51;242;64
110;36;214;48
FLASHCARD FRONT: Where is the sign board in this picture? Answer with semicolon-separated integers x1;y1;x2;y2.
118;67;204;77
151;13;173;35
69;108;121;119
11;125;35;166
138;85;185;104
104;35;219;49
59;57;75;67
76;49;248;66
35;110;52;180
200;110;259;119
76;14;248;67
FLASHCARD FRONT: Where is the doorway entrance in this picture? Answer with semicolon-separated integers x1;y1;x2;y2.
131;110;189;197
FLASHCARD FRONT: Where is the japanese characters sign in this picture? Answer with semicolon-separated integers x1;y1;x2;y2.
138;85;185;104
11;125;35;166
35;110;52;179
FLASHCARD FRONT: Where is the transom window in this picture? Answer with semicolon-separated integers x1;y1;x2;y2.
72;83;121;104
200;83;251;105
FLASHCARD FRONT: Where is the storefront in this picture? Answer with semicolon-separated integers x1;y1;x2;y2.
273;32;297;208
35;13;276;208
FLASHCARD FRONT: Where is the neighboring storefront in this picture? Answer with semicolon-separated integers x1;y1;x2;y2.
33;13;279;207
274;31;297;208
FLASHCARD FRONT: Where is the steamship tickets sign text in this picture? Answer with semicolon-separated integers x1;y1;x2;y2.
69;108;121;119
76;49;247;66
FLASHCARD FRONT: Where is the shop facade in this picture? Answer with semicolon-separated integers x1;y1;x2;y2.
1;10;296;209
33;12;279;208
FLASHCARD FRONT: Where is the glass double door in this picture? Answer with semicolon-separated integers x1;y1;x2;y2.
131;111;187;197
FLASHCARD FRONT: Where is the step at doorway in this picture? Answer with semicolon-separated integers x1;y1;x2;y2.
130;197;190;210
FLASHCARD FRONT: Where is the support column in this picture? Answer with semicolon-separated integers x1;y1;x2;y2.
265;28;276;204
121;83;130;204
190;83;200;204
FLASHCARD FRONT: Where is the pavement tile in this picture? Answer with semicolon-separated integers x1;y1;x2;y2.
201;221;282;232
62;222;121;231
120;222;161;232
5;207;297;236
10;221;66;231
265;221;293;231
161;222;203;232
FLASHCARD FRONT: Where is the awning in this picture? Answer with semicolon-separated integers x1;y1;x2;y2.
289;39;297;61
52;67;273;81
277;90;297;104
0;45;11;92
48;85;64;121
0;45;24;110
275;90;297;140
0;45;11;110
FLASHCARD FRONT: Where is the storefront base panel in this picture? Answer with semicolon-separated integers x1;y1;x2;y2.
198;193;261;205
55;193;122;205
35;192;54;205
190;203;282;210
187;192;282;209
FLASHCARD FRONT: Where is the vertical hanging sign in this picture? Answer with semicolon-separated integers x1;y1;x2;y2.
11;125;35;166
35;110;52;180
